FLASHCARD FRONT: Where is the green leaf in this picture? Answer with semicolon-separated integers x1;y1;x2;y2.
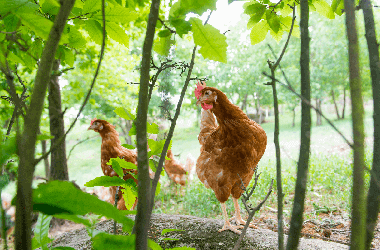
313;0;335;19
33;213;53;250
92;6;138;23
108;157;137;170
147;122;159;134
83;0;101;13
53;214;91;227
85;19;104;45
67;26;87;49
114;107;136;120
84;176;128;187
0;0;38;15
8;51;24;65
0;133;17;166
153;36;174;56
331;0;344;15
122;144;136;149
161;228;184;236
148;139;171;156
270;28;283;42
129;123;136;136
246;4;266;28
158;29;171;37
33;203;75;215
155;181;161;196
41;0;60;15
120;185;137;210
37;134;54;141
4;14;20;32
149;159;156;172
249;20;269;45
107;22;130;47
92;233;135;250
266;11;280;33
179;0;217;16
170;19;191;37
189;17;227;63
18;14;53;41
33;181;134;232
63;48;75;67
107;157;124;177
148;239;163;250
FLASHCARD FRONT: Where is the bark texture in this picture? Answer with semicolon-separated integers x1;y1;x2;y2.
286;0;311;248
48;59;68;181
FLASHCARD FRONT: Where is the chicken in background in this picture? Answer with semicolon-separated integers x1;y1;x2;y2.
164;150;195;189
194;82;267;234
88;118;138;210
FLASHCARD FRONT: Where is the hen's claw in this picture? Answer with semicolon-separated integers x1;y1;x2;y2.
218;221;243;234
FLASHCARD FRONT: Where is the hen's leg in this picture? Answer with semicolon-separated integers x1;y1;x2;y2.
230;197;258;229
218;202;243;234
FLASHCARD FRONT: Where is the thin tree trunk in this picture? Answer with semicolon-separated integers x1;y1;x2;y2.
345;0;367;248
41;140;49;178
362;0;380;249
15;2;75;249
331;90;341;120
292;107;296;127
48;59;68;181
342;86;346;119
134;0;160;249
286;0;311;248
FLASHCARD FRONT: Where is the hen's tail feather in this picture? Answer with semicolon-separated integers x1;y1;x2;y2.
198;109;218;147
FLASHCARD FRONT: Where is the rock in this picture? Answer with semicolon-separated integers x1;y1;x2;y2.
50;214;349;250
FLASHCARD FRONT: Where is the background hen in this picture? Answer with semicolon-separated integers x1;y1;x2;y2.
88;119;138;210
195;83;267;234
164;150;195;187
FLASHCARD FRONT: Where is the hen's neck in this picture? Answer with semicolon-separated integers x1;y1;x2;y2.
99;128;122;146
212;94;249;124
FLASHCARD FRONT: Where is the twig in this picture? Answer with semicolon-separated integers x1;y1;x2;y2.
66;135;97;161
233;179;274;250
157;18;176;34
34;0;107;166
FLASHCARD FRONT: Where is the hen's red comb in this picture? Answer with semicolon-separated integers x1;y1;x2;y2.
90;118;97;125
194;81;206;100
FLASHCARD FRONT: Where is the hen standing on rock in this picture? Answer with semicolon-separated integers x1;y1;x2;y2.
88;118;138;210
194;82;267;234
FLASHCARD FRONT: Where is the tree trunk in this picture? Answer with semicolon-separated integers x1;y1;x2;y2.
345;0;367;248
48;59;68;181
134;0;160;249
41;140;49;178
15;2;75;250
316;98;322;126
362;0;380;249
331;90;341;120
240;93;248;113
292;107;296;127
286;0;311;248
342;86;346;119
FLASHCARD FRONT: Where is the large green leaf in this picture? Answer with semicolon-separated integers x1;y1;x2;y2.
331;0;344;15
108;157;137;170
147;122;159;134
4;14;20;32
41;0;60;15
179;0;217;16
0;0;38;15
153;36;174;56
107;157;124;177
67;26;87;49
92;233;135;250
189;17;227;63
83;0;101;13
313;0;335;19
92;5;138;24
106;23;129;47
114;107;136;120
249;20;269;45
33;181;134;232
84;19;104;45
266;10;280;34
169;19;191;37
121;185;137;210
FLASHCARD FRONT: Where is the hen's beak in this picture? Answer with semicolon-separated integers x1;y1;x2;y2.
87;125;95;130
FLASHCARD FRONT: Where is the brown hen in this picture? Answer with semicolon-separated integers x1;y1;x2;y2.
194;82;267;234
88;119;138;210
164;150;195;187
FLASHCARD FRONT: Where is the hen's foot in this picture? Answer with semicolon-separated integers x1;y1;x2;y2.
218;221;244;234
229;216;258;229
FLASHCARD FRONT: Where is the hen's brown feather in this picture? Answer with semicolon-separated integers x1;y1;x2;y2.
89;119;138;210
196;87;267;203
